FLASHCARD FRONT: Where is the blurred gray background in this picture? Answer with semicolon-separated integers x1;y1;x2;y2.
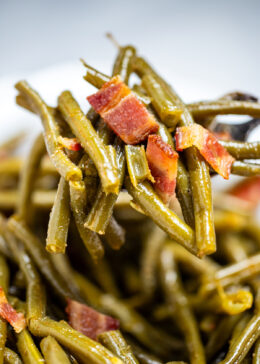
1;0;260;97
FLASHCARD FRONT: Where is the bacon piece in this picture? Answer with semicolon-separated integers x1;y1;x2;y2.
66;299;119;341
175;124;235;179
87;76;158;144
229;177;260;209
146;135;178;203
0;287;26;333
57;136;82;151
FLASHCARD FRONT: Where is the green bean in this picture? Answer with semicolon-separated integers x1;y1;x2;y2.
220;313;260;364
229;313;251;349
17;329;44;364
81;59;110;88
46;177;70;254
15;81;82;181
167;242;219;276
3;226;46;321
200;253;260;295
0;235;14;262
7;215;77;301
142;73;182;128
73;271;183;357
98;330;139;364
133;57;215;257
112;45;136;84
159;244;206;364
69;180;104;260
140;225;166;297
29;317;123;364
3;347;22;364
16;133;46;224
40;336;71;364
253;338;260;364
205;314;242;361
0;255;8;364
84;139;125;235
48;253;83;301
128;340;163;364
125;145;154;187
221;140;260;160
88;257;120;297
125;178;197;255
176;157;195;228
187;100;260;120
103;215;125;250
58;90;119;194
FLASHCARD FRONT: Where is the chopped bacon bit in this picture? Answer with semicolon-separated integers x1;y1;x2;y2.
87;76;158;144
213;131;232;141
146;135;179;203
57;136;82;151
66;299;119;341
229;177;260;209
0;287;26;333
175;124;235;179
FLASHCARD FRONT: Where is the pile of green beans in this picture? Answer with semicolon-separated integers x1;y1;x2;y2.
0;41;259;363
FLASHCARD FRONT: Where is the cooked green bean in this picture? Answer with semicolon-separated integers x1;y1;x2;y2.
81;59;110;88
142;73;182;128
15;81;82;181
140;225;166;298
46;177;70;254
133;57;215;257
205;314;242;361
188;100;260;120
128;340;163;364
125;178;197;255
30;317;123;364
125;145;154;187
4;230;46;320
58;90;119;194
112;45;136;84
103;215;125;250
159;244;206;364
220;313;260;364
132;85;152;106
253;337;260;364
3;347;22;364
7;215;77;301
69;180;104;260
200;253;260;295
98;330;139;364
84;139;125;234
16;133;46;224
40;336;71;364
221;140;260;160
17;329;44;364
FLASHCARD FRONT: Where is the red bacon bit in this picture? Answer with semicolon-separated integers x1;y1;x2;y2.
66;299;119;341
87;76;158;144
146;135;178;203
58;136;82;151
175;124;235;179
0;287;26;333
229;177;260;209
